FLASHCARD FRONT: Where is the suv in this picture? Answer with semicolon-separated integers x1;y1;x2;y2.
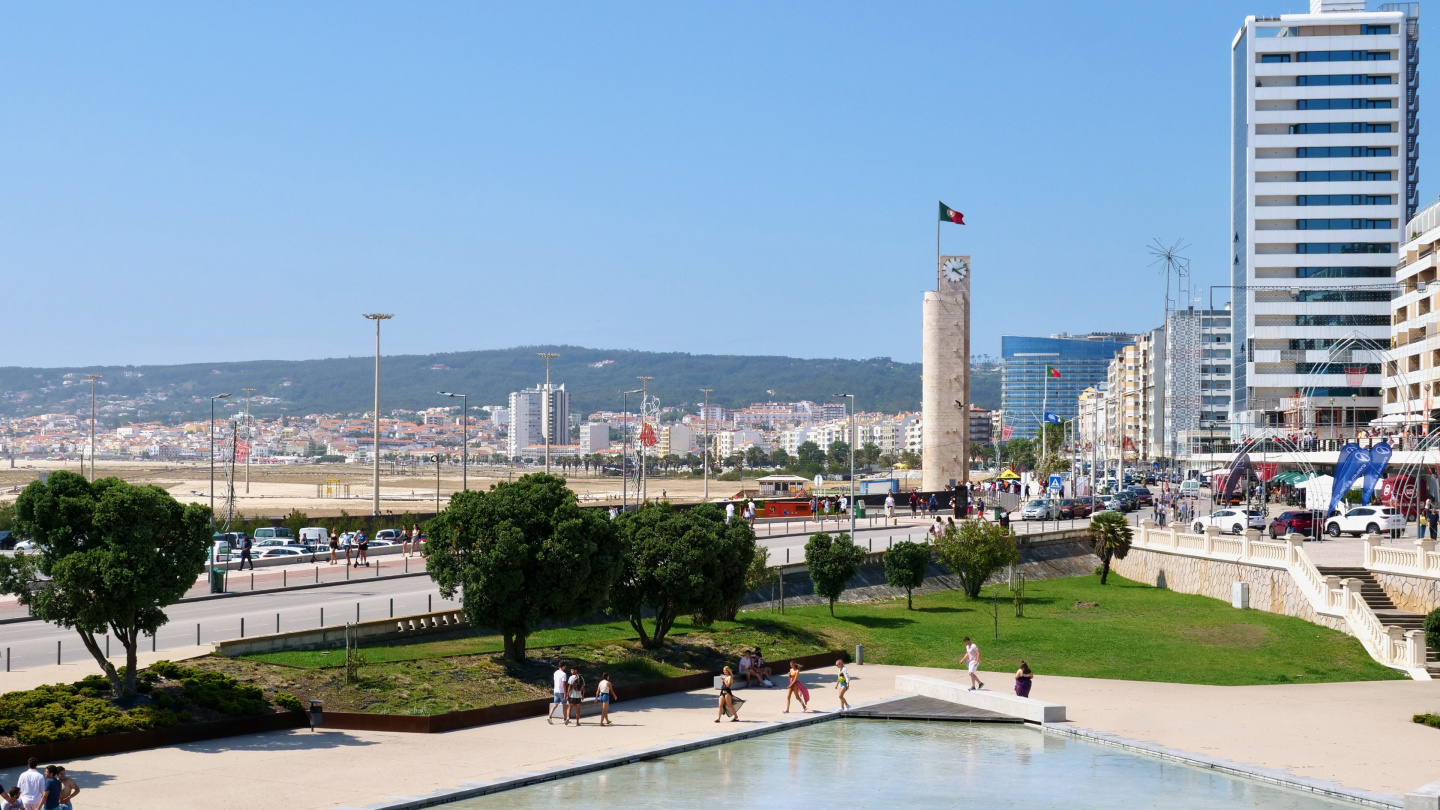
1325;506;1406;538
1192;509;1251;535
1126;486;1154;507
1269;511;1316;539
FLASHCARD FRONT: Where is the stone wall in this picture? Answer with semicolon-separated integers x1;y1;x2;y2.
1372;572;1440;616
1110;548;1348;634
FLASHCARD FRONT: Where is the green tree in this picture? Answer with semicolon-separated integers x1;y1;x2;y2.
0;472;211;698
884;540;931;609
827;440;851;470
932;519;1019;598
744;446;768;470
898;449;922;469
423;473;622;661
771;448;792;469
804;532;867;616
612;503;758;647
1089;510;1133;585
282;509;309;538
795;441;826;469
859;442;882;469
0;501;16;532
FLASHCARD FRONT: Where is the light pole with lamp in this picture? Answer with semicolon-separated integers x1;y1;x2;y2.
621;389;642;511
1352;393;1359;441
362;313;394;516
209;393;232;528
700;388;713;501
439;392;468;492
537;353;560;474
637;376;653;502
835;394;856;537
241;388;255;494
84;374;101;481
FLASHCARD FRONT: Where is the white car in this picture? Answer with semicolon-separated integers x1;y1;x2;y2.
1191;509;1260;535
257;546;310;559
1325;506;1406;538
13;538;37;551
1019;499;1060;520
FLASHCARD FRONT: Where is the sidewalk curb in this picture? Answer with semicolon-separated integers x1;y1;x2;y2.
0;571;432;626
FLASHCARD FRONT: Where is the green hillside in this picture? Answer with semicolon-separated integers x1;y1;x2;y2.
0;347;1001;423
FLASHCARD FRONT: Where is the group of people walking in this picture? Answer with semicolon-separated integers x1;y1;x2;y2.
547;663;617;726
4;759;79;810
716;657;851;722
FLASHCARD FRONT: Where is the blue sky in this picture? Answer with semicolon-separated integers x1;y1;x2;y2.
1;1;1431;368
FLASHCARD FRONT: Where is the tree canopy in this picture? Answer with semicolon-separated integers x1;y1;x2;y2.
1089;511;1134;585
611;502;758;648
423;473;621;661
804;532;868;616
933;520;1020;598
0;471;212;698
884;540;931;610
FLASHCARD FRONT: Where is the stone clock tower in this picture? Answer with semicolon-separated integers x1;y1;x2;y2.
922;255;970;492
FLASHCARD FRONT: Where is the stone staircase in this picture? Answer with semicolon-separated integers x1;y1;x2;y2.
1318;566;1440;676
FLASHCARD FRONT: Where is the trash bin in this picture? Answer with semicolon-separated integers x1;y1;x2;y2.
209;568;226;594
994;506;1003;521
857;502;867;518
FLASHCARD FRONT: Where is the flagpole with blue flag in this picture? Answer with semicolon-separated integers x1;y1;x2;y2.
1041;365;1049;464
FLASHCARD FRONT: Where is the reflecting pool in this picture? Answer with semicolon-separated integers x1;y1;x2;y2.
448;720;1362;809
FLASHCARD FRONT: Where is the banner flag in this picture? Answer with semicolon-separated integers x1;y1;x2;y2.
1327;443;1369;518
1221;452;1250;504
1361;441;1393;505
1043;412;1061;424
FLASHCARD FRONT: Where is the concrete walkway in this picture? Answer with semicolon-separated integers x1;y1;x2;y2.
5;662;1439;808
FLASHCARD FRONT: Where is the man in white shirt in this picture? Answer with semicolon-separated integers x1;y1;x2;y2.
548;662;568;724
884;493;895;521
963;636;984;691
726;502;736;521
839;495;848;516
17;758;45;810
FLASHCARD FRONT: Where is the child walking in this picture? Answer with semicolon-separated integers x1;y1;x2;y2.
834;659;851;712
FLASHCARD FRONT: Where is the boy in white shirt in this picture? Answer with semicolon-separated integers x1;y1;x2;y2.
548;662;568;724
963;637;984;691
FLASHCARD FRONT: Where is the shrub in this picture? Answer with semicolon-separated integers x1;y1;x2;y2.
178;669;265;716
1414;713;1440;730
274;692;304;712
1425;608;1440;652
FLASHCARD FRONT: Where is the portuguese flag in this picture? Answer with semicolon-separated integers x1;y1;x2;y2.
1046;366;1062;379
938;201;965;225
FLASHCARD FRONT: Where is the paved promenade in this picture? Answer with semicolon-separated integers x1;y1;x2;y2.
4;660;1438;808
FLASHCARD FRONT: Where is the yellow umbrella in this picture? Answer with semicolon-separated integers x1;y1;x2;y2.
997;469;1021;480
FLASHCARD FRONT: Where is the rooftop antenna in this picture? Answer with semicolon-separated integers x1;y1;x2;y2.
1148;237;1191;321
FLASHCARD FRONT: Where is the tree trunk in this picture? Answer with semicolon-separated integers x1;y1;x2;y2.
122;628;138;697
1099;549;1111;585
906;587;912;610
77;630;128;698
828;598;835;617
629;613;652;649
502;632;527;662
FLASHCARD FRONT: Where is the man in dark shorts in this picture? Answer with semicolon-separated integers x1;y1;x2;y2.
566;667;586;726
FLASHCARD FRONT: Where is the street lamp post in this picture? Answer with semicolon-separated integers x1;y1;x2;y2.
538;353;560;474
700;388;713;501
209;393;232;529
836;394;856;538
241;388;255;494
622;389;641;511
84;374;101;481
1352;393;1359;441
440;392;468;492
435;454;441;513
363;314;394;516
637;377;653;502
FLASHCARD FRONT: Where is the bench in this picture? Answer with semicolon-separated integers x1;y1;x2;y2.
895;673;1065;723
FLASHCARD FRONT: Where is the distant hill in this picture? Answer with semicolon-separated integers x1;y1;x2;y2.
0;347;1001;423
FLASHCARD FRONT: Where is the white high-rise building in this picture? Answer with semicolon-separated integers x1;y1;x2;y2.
1230;1;1417;437
506;383;570;461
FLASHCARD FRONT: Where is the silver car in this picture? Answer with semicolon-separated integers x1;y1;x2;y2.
1019;499;1060;520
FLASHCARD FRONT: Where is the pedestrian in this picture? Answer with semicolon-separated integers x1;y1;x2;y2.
54;768;77;810
1418;511;1426;540
784;661;809;713
834;659;851;712
962;636;984;691
609;505;618;520
40;767;59;810
343;533;353;568
909;490;918;516
726;501;736;522
715;665;740;722
566;667;586;725
839;494;848;517
357;530;369;567
548;661;568;724
1014;661;1034;698
1;786;21;810
752;648;773;686
884;493;895;522
17;758;44;810
327;529;339;565
596;672;616;726
402;524;413;557
928;493;939;516
236;534;253;571
1429;504;1439;546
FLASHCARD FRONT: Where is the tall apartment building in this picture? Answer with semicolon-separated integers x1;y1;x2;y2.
1165;307;1235;456
506;383;570;460
1386;198;1440;425
1230;1;1417;437
1001;333;1134;439
1136;327;1166;462
1105;344;1142;468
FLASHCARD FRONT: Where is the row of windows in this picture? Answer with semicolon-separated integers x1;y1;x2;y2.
1296;170;1393;181
1296;74;1393;86
1296;362;1382;374
1289;122;1392;134
1295;266;1392;278
1294;242;1393;253
1256;25;1391;37
1289;337;1387;350
1295;147;1392;158
1294;218;1394;230
1294;314;1391;325
1294;290;1394;302
1296;98;1393;110
1295;194;1394;205
1263;51;1391;63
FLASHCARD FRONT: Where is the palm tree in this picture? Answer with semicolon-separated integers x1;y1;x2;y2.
1089;511;1133;585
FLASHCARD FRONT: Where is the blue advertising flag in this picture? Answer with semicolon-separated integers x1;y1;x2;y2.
1043;412;1061;424
1221;453;1250;504
1361;442;1393;505
1327;443;1369;518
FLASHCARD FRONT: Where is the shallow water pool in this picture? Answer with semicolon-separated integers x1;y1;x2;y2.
447;720;1362;809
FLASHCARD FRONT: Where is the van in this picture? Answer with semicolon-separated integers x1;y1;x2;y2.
299;527;330;546
254;527;296;541
1180;480;1201;497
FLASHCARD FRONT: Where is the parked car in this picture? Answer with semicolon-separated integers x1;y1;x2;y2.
1268;511;1316;539
1324;506;1406;538
1126;486;1154;507
1191;509;1252;535
13;537;38;551
1071;499;1094;518
0;530;14;550
1113;493;1138;512
375;529;405;542
1019;499;1060;520
1058;499;1077;519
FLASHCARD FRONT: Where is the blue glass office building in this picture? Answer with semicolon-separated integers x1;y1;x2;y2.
1001;333;1135;439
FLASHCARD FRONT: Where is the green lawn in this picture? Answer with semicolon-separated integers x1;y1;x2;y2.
243;573;1403;686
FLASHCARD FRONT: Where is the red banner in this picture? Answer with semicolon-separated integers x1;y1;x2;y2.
638;423;657;447
1001;426;1014;440
1253;462;1278;482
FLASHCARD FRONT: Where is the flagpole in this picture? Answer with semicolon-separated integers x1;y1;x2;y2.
936;207;941;269
1041;369;1049;466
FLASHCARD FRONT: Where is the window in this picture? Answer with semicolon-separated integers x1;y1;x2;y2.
1295;242;1393;253
1295;195;1393;205
1289;122;1392;134
1262;54;1291;63
1297;51;1391;62
1289;338;1387;350
1296;74;1393;86
1295;314;1391;325
1295;170;1393;181
1296;99;1392;110
1295;266;1392;278
1295;219;1394;230
1294;291;1393;302
1296;147;1393;158
1361;25;1391;35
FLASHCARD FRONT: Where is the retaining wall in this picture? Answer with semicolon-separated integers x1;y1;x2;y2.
1369;572;1440;616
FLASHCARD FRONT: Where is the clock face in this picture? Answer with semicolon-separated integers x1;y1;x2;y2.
942;257;969;283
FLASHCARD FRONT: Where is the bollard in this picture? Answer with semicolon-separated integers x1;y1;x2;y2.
106;635;110;658
376;560;380;578
284;570;287;588
57;640;61;665
390;598;394;618
428;593;432;612
196;624;201;645
357;602;360;623
241;617;245;638
346;564;350;581
869;538;872;552
277;613;281;634
4;647;8;672
856;644;864;665
315;566;319;584
320;607;324;626
251;572;255;591
405;557;408;573
152;633;156;652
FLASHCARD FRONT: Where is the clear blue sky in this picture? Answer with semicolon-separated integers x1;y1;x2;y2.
2;1;1432;368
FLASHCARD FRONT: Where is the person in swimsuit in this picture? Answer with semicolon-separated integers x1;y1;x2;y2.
1014;661;1034;698
784;661;808;713
596;672;616;726
715;666;739;723
835;659;851;712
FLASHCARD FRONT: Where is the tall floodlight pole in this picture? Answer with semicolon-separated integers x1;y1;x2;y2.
622;389;641;511
836;394;856;537
84;374;102;481
363;314;394;516
700;388;713;501
538;353;559;474
440;392;468;492
241;388;255;494
637;377;653;502
209;393;231;529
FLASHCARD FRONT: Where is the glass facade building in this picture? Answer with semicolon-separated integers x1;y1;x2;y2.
1000;334;1135;439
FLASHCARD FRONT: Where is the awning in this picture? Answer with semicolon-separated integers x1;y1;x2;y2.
997;469;1021;480
1270;471;1315;485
